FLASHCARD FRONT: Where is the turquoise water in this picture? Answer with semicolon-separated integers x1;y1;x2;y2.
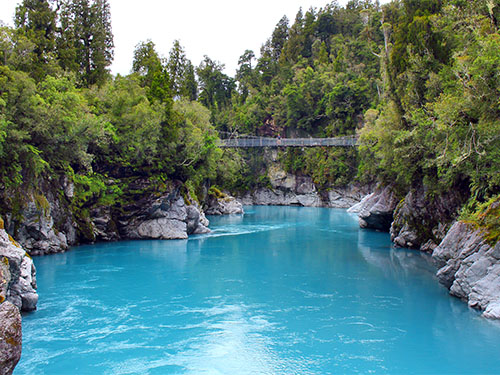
16;206;500;374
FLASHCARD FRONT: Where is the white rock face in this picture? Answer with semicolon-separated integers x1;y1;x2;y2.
240;180;367;209
433;222;500;319
0;226;38;312
347;193;374;213
137;218;188;240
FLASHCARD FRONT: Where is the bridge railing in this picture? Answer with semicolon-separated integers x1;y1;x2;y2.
219;135;358;148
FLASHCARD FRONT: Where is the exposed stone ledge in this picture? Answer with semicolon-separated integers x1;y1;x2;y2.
432;222;500;319
0;219;37;375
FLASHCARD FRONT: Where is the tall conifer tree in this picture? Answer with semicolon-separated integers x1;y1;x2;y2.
58;0;114;87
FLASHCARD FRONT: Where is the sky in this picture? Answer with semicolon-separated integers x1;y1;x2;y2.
0;0;388;77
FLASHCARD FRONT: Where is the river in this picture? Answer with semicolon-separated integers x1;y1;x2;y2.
15;206;500;374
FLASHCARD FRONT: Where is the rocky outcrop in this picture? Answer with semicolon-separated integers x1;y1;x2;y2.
0;222;38;311
2;177;214;255
390;186;466;250
0;301;22;375
353;185;399;231
239;162;367;208
4;189;75;256
433;222;500;319
0;218;37;375
205;193;244;215
117;180;210;240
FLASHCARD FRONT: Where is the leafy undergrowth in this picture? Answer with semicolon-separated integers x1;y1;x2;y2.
461;195;500;246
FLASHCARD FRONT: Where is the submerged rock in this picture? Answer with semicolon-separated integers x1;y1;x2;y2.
433;222;500;319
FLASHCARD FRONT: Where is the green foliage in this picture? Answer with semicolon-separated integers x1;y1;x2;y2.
460;195;500;245
58;0;114;87
208;186;227;199
359;0;500;203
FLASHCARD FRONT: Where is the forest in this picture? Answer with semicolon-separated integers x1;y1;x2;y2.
1;0;499;242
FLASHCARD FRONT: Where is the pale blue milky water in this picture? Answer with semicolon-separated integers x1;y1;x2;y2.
15;206;500;374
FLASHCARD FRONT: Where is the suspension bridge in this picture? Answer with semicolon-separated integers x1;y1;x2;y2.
219;135;358;148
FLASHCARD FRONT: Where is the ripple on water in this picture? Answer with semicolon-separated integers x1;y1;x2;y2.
16;206;500;375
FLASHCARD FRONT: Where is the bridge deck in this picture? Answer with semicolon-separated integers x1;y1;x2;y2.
219;136;358;148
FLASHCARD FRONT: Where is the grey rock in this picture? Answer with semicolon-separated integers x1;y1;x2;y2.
91;206;120;242
358;185;399;231
296;177;316;195
205;193;244;215
268;165;296;190
432;222;500;319
135;218;188;240
390;185;467;249
11;195;70;255
0;301;22;375
119;181;208;240
186;205;210;234
327;185;368;209
0;222;35;375
0;258;10;303
347;193;374;213
241;181;367;209
0;226;38;312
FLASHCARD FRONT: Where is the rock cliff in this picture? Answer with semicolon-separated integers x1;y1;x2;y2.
0;218;38;375
2;178;211;256
239;162;367;208
390;186;467;250
116;180;210;240
349;185;399;231
432;222;500;319
350;185;500;319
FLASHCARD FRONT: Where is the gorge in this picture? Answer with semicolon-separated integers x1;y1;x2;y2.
1;0;500;373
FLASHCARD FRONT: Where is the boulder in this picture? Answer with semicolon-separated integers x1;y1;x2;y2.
432;222;500;319
205;193;244;215
186;205;211;234
135;218;188;240
357;185;399;231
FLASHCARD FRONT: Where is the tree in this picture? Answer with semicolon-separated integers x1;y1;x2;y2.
58;0;114;87
180;60;197;101
132;40;163;87
197;56;235;111
14;0;58;79
236;49;255;102
167;40;186;97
